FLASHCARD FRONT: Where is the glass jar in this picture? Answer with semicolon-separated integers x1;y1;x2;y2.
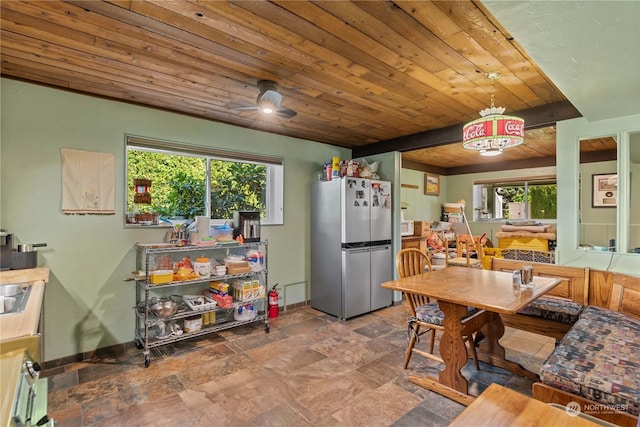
512;270;522;289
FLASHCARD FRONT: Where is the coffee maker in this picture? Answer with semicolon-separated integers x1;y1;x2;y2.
233;211;261;242
1;231;12;270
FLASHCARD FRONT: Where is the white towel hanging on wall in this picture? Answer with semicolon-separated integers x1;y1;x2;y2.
61;148;115;215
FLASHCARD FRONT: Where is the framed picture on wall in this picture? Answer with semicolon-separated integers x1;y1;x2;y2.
424;173;440;196
592;173;617;207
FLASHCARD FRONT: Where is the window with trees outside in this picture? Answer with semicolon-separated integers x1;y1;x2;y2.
473;176;557;221
125;135;283;226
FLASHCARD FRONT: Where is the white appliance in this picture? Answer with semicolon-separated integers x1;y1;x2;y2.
401;220;414;236
310;177;393;319
400;208;414;236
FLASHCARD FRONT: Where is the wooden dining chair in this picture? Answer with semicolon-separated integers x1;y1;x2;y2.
445;234;485;268
395;248;481;370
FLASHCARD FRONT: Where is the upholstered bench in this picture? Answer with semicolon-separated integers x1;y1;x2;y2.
534;272;640;427
539;305;640;418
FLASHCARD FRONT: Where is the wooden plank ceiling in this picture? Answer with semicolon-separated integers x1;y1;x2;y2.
1;0;584;172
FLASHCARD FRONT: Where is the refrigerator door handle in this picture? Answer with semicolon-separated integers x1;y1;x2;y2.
343;248;370;254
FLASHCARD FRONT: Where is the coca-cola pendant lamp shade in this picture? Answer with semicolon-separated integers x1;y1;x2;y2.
462;72;524;156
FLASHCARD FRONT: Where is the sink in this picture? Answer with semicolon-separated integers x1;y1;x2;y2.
0;284;32;315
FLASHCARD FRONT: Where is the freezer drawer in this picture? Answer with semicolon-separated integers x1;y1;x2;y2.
370;244;392;311
342;247;371;319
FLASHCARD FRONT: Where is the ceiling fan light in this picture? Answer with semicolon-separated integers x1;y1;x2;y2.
257;98;276;114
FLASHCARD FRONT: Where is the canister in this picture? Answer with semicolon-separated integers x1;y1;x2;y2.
184;315;202;333
193;257;211;278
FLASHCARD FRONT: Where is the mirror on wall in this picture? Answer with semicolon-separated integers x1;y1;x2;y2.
629;131;640;253
578;135;617;251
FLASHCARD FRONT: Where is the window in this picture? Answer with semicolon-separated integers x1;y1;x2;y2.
125;135;283;225
473;176;556;221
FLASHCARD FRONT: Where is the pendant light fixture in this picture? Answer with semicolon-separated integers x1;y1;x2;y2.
462;72;525;156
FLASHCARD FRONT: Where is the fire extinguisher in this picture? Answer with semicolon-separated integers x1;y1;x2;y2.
268;283;279;318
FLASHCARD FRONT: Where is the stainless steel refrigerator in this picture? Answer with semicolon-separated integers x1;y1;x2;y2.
310;177;393;319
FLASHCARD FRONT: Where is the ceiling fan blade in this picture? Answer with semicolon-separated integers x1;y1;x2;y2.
229;99;259;111
276;106;297;118
231;106;260;111
259;89;283;108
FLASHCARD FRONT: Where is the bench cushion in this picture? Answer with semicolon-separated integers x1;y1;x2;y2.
518;296;584;324
540;305;640;416
414;303;479;326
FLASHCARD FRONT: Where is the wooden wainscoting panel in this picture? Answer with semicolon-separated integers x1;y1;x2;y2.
588;270;614;308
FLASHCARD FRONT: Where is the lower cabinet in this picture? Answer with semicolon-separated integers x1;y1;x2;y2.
401;236;426;252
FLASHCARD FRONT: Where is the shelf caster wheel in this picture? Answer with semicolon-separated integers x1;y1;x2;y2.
135;340;143;349
265;323;270;333
144;353;150;368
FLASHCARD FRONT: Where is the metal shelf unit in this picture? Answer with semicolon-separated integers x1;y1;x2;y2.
134;241;268;367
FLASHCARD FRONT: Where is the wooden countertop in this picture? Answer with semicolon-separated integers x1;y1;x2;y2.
0;267;49;341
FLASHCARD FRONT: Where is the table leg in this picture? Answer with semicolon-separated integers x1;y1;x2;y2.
407;301;477;406
436;301;470;393
479;311;505;358
477;312;539;382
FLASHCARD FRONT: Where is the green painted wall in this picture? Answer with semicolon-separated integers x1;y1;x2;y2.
399;169;445;222
0;78;352;360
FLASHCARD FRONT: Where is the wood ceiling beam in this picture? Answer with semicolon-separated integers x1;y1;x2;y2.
352;100;582;158
581;149;617;164
445;156;556;175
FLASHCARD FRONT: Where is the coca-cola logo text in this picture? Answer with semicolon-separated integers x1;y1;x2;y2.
504;120;524;136
463;123;486;141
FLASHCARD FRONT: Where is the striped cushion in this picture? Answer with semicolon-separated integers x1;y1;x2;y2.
414;302;480;326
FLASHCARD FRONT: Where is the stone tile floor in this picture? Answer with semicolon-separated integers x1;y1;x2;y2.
45;303;554;426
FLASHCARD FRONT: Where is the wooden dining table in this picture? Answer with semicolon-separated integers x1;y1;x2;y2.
449;383;604;426
381;267;561;406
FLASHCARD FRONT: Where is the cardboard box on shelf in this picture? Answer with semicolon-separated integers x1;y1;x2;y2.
226;261;252;274
212;293;233;308
232;279;256;301
209;281;229;296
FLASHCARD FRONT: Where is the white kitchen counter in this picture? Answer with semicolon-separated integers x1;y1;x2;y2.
0;267;49;341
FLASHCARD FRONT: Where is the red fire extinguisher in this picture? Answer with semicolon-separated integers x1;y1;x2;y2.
268;283;279;318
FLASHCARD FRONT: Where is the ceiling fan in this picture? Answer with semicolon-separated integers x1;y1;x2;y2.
231;80;297;118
